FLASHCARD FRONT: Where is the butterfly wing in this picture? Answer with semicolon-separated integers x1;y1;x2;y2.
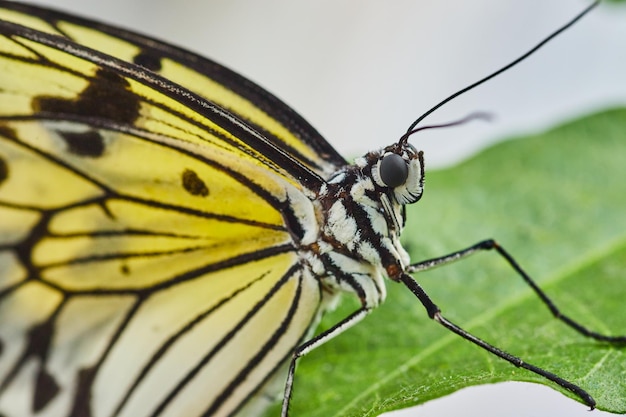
0;0;346;178
0;4;333;417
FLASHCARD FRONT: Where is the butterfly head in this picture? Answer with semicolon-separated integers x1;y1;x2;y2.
371;143;424;205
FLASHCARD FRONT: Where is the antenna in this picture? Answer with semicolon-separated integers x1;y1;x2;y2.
399;1;599;145
402;112;491;141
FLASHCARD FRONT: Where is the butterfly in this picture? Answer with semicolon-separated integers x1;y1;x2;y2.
0;1;623;417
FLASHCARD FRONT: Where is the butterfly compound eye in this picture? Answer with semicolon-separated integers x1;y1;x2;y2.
379;153;409;188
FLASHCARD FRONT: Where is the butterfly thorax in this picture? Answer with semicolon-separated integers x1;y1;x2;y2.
308;143;425;308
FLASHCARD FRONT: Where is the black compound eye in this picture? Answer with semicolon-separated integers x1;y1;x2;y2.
379;153;408;188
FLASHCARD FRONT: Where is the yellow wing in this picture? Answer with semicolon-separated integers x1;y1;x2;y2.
0;0;346;178
0;2;334;416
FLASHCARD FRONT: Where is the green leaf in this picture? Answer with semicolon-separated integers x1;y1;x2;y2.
268;108;626;416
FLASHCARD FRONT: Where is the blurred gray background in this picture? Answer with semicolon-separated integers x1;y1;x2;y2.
23;0;626;416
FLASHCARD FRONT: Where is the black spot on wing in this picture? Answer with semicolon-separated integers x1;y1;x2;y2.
181;169;209;197
57;130;106;157
0;154;7;186
133;51;162;72
34;369;60;412
0;126;16;188
33;68;141;125
0;127;15;189
68;366;97;417
26;321;59;411
281;199;305;242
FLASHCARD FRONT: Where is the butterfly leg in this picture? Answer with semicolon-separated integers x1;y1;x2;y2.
281;306;371;417
398;271;598;408
400;238;625;409
407;238;626;343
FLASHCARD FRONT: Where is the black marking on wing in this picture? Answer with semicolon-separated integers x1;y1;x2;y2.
57;130;106;157
0;0;347;174
181;168;209;197
0;302;65;411
0;124;15;138
67;299;147;417
0;7;333;416
0;126;13;187
280;197;305;242
110;268;275;416
120;263;130;275
0;108;300;417
133;50;162;72
0;20;326;193
0;119;286;231
0;153;7;185
33;349;61;412
34;68;141;125
150;263;307;417
69;367;97;417
0;174;296;412
207;268;307;417
71;247;298;417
